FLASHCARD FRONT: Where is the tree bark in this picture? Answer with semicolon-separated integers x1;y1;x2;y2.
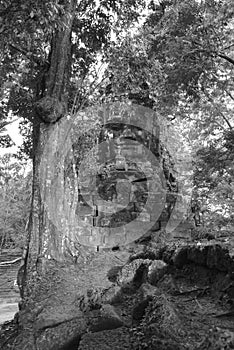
23;0;77;296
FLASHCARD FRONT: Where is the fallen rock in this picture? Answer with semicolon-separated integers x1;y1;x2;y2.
159;244;177;264
117;259;151;289
172;247;188;268
88;304;124;332
34;310;84;331
156;274;180;295
78;327;131;350
206;245;233;271
101;285;123;305
130;292;184;350
107;266;123;282
159;242;234;273
36;317;86;350
132;283;160;321
186;244;234;272
78;287;105;312
143;294;182;340
11;316;87;350
187;245;207;266
195;327;234;349
128;247;158;262
132;299;151;321
139;282;161;299
148;260;168;286
9;331;36;350
159;243;191;268
130;325;183;350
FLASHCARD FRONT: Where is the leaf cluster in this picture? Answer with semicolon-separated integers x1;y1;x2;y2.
0;153;32;250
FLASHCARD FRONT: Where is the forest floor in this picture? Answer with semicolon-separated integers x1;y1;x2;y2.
1;230;234;349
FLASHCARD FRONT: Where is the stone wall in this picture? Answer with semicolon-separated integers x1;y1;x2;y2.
76;122;177;249
40;101;191;259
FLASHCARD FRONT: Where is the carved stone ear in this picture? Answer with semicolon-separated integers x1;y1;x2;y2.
35;96;66;123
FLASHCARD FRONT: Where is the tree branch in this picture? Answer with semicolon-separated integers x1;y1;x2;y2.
9;43;47;66
223;43;234;51
219;110;233;130
225;90;234;101
216;53;234;66
192;41;234;66
203;90;233;130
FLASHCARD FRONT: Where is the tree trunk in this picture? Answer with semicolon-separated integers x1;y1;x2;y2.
22;0;77;296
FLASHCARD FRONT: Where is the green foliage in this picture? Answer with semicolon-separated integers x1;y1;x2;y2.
0;153;32;250
105;0;233;108
99;0;234;231
193;137;234;230
0;0;233;232
0;0;146;157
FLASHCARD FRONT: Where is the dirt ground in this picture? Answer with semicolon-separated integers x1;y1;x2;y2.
1;235;234;349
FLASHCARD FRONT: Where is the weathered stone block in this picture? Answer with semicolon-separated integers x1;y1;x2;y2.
117;259;151;287
148;260;168;286
88;304;124;332
78;327;130;350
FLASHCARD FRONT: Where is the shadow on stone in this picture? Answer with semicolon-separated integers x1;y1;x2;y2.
59;335;81;350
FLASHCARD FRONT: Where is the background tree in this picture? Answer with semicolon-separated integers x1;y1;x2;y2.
0;0;233;299
0;153;31;251
0;2;233;350
103;0;234;229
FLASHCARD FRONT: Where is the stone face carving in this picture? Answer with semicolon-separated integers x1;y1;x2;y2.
39;102;191;259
